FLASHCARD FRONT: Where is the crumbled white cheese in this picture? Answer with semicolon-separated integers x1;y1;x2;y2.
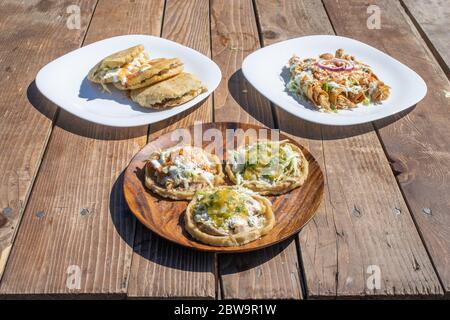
368;82;378;95
101;52;152;85
248;215;259;227
155;146;216;189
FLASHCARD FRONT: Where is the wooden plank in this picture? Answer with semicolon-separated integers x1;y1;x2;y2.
0;0;164;296
402;0;450;77
256;0;443;298
254;1;338;297
323;0;450;295
127;0;216;299
211;0;303;299
0;0;97;280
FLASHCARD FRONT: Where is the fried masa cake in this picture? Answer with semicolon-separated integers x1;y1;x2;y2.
87;45;183;90
88;45;144;83
225;139;309;195
130;72;207;109
145;145;225;200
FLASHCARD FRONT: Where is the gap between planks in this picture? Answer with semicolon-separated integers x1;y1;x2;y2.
0;0;163;297
323;0;449;295
399;0;450;79
375;0;449;294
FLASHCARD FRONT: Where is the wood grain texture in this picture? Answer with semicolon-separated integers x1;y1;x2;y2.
402;0;450;77
124;122;324;252
0;0;164;296
255;0;338;297
256;0;443;298
324;0;449;297
0;0;98;280
127;0;217;299
1;0;446;300
211;0;302;299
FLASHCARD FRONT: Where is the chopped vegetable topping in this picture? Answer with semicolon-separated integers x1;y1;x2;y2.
287;49;390;111
193;187;265;235
149;146;218;190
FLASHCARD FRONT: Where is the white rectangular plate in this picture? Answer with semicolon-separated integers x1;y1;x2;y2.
242;35;427;126
36;35;221;127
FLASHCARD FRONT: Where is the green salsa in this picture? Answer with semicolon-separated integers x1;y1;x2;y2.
194;188;249;228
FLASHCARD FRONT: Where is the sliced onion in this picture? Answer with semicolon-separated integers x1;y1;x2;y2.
317;58;354;72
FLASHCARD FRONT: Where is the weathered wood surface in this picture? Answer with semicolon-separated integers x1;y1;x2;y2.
256;0;443;298
402;0;450;77
324;0;449;297
211;0;303;299
0;0;163;296
127;0;216;299
0;0;448;299
254;0;337;298
0;0;98;280
211;0;274;126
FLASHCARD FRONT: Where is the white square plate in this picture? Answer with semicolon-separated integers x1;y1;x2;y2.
242;35;427;126
36;35;221;127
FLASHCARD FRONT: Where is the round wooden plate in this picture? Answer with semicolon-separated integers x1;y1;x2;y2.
123;122;324;253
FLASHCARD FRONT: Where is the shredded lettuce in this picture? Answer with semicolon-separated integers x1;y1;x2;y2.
230;141;301;185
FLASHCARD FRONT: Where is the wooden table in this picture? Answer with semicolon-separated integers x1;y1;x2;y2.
0;0;448;299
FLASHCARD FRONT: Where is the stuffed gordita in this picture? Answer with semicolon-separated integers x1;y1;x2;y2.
145;145;224;200
130;72;206;109
87;45;183;90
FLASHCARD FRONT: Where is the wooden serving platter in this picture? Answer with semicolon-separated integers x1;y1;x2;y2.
123;122;324;253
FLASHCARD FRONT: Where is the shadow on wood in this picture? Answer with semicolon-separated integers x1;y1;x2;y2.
227;69;275;128
219;236;296;274
27;80;208;141
27;80;147;140
122;122;324;253
111;164;297;273
277;104;416;142
26;80;58;121
279;105;417;141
